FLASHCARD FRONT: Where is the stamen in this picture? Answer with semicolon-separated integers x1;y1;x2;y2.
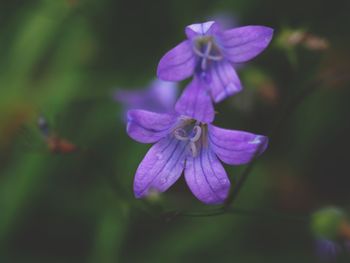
174;128;189;141
190;142;198;157
193;36;223;72
190;125;202;142
200;41;212;70
173;122;204;158
201;59;206;70
207;53;223;61
193;46;205;57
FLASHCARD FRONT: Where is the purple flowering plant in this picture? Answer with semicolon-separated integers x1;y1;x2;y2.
125;21;273;204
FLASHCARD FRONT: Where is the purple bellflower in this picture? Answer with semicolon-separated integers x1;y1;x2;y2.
127;108;268;204
157;21;273;107
114;79;178;117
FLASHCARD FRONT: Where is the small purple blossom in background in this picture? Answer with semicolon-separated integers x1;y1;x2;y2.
157;21;273;104
208;12;239;29
113;79;178;118
126;109;268;204
315;239;341;262
315;238;350;262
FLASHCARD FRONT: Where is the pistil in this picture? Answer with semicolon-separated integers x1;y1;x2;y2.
173;123;203;157
193;36;223;71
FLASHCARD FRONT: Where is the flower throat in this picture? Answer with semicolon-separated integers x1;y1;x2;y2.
193;36;223;71
173;119;208;157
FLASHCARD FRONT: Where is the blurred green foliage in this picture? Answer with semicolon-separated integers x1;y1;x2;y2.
311;207;345;240
0;0;350;262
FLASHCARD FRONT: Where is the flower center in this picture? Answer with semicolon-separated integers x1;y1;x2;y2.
193;36;223;71
173;121;205;157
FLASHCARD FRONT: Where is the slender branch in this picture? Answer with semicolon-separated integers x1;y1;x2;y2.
223;153;261;209
104;170;158;215
223;78;320;209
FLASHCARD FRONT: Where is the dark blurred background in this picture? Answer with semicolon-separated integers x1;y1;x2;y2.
0;0;350;262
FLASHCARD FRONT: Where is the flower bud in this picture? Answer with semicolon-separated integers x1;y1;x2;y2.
311;207;346;240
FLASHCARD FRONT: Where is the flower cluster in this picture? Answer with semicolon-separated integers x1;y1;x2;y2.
126;21;273;204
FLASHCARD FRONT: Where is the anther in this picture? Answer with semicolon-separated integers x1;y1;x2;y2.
174;128;188;141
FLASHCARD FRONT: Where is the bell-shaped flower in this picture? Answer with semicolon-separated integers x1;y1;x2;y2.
127;108;268;204
157;21;273;103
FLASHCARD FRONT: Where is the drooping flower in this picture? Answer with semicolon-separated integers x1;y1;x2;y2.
113;79;178;118
126;109;268;204
157;21;273;103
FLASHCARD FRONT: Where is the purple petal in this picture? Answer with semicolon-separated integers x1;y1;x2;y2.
185;21;221;39
134;137;187;198
220;26;273;63
185;146;230;204
208;124;268;165
157;40;196;81
127;110;177;143
175;76;214;123
207;60;242;102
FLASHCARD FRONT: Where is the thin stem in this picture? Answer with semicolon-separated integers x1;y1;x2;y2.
223;155;260;209
104;170;157;215
223;78;320;210
163;207;309;222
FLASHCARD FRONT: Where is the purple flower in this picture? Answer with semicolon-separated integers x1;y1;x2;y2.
126;109;268;204
315;239;341;262
113;79;178;117
157;21;273;103
208;12;239;29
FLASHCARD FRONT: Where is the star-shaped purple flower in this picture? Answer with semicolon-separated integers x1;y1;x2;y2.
127;109;268;204
157;21;273;103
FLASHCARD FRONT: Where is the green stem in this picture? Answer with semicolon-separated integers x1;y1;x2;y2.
164;207;309;222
